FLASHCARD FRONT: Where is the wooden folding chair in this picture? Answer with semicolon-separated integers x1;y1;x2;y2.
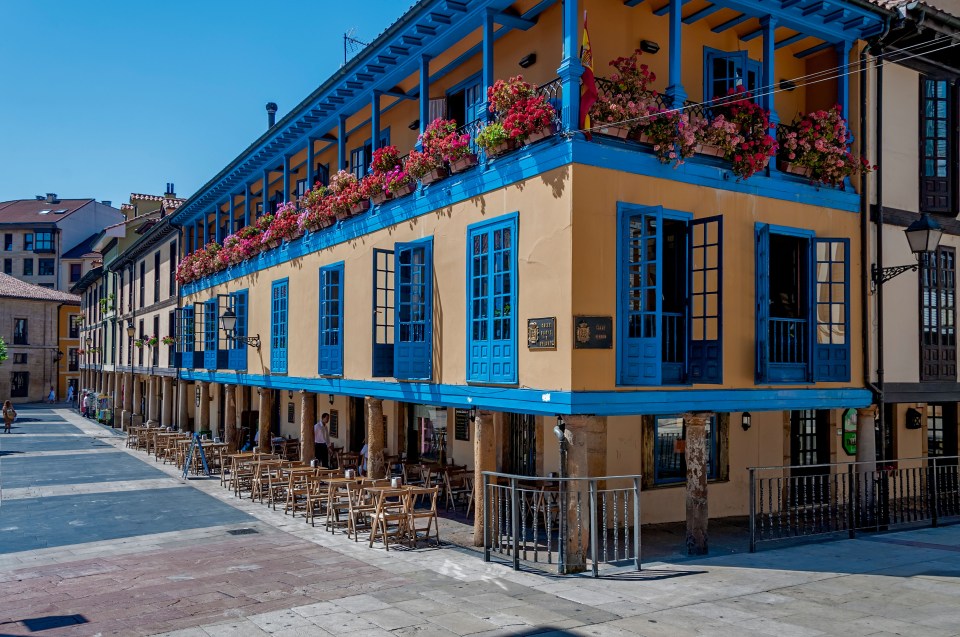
369;487;410;551
407;486;440;548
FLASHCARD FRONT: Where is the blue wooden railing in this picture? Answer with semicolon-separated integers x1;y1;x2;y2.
769;317;807;364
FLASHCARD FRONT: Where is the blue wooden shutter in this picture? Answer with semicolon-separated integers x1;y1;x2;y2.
318;265;344;376
271;279;288;373
467;216;517;384
395;239;433;380
229;291;248;371
372;249;394;377
811;238;850;382
688;216;723;384
619;206;662;385
755;224;771;382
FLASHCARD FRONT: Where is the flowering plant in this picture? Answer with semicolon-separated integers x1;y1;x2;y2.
328;172;364;217
643;110;702;166
487;75;536;114
404;148;442;180
706;88;778;180
147;335;159;347
133;339;144;348
502;94;555;141
779;105;875;186
263;202;301;244
329;170;357;194
371;145;402;173
360;171;387;199
235;225;263;260
189;243;221;279
590;50;660;135
302;182;328;212
383;165;415;195
161;336;176;346
417;118;472;163
475;122;511;150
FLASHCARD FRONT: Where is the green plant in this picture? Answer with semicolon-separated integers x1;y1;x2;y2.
0;336;7;363
475;122;510;150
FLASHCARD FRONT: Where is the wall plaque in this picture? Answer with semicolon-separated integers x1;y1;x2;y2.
573;316;613;349
527;317;557;350
454;408;471;441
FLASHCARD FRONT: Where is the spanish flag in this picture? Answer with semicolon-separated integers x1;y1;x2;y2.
579;10;598;140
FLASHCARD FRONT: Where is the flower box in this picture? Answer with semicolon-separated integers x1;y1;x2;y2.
449;153;479;174
371;191;391;206
780;161;813;178
334;210;351;222
265;239;281;251
420;167;449;186
696;143;725;158
485;138;518;158
390;182;416;199
350;199;371;215
524;122;557;145
599;125;631;139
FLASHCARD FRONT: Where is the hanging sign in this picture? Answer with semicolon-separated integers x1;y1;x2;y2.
573;316;612;349
842;408;857;456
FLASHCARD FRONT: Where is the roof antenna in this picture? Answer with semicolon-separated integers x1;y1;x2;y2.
343;28;368;66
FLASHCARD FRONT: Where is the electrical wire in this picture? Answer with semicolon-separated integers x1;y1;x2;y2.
568;35;960;136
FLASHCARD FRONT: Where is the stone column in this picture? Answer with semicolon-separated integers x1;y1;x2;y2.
146;377;159;426
131;376;143;426
258;388;272;453
236;385;248;446
197;382;210;434
300;390;316;464
562;415;608;574
684;412;712;556
224;384;237;452
160;376;173;427
856;406;878;516
365;397;384;478
177;379;190;431
473;410;497;546
120;372;133;430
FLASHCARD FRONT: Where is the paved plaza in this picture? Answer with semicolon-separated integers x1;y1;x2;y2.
0;406;958;636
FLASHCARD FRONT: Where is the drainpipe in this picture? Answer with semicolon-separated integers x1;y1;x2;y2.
874;41;886;463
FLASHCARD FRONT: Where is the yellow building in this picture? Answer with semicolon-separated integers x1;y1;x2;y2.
58;302;81;401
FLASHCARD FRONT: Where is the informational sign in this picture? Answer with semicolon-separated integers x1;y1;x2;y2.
527;317;557;350
573;316;613;349
842;408;857;456
329;409;339;438
195;386;201;408
454;408;471;441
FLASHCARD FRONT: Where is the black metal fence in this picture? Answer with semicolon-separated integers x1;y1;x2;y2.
749;456;960;551
482;471;642;577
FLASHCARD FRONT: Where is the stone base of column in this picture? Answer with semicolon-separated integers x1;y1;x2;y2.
131;414;144;428
120;410;131;432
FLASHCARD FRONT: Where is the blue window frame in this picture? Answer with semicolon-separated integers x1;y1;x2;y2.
228;290;248;371
271;278;289;373
176;306;195;368
203;299;218;370
653;416;717;484
467;214;517;384
395;238;433;380
372;249;395;377
617;204;724;386
349;129;391;179
756;224;850;383
703;48;761;101
318;264;344;376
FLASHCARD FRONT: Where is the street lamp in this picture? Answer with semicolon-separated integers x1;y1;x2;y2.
219;308;261;350
84;336;93;348
126;321;135;338
871;213;944;285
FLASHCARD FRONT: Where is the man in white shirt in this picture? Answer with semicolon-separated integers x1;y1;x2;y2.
314;413;332;467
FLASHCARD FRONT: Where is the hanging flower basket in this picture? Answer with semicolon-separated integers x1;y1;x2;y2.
524;122;558;145
599;125;631;139
449;153;479;174
349;199;371;215
780;162;813;178
420;167;449;186
696;143;725;158
486;138;518;158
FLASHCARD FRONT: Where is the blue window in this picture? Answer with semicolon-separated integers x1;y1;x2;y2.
467;214;517;384
350;129;391;179
372;249;395;377
271;278;289;373
203;299;218;370
318;264;344;376
704;49;761;101
228;290;248;371
653;416;717;484
395;239;433;380
756;224;850;383
176;306;195;369
617;204;724;385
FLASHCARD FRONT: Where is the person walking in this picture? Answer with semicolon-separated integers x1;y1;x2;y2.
47;386;56;404
3;400;16;433
314;413;332;467
66;384;75;405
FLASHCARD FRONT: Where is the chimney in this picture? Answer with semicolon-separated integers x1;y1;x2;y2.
164;182;176;198
101;201;111;207
35;195;44;201
266;102;278;129
45;193;58;204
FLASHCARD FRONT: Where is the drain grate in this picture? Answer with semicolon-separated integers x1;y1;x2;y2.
226;528;259;536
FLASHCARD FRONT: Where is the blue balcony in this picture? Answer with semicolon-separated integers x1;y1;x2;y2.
204;350;229;371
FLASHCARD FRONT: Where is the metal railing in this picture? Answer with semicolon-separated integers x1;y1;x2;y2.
662;311;685;364
769;317;807;364
749;455;960;551
482;471;642;577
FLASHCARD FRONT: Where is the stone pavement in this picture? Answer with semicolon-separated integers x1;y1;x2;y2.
0;406;958;637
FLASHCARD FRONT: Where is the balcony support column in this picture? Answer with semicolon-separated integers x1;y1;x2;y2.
684;412;713;556
147;376;159;426
557;0;583;132
419;54;431;138
306;140;315;190
666;0;687;107
120;371;133;431
258;387;272;453
224;384;237;453
283;155;291;203
338;115;347;171
262;168;271;215
201;216;208;246
365;397;385;479
300;390;316;464
160;376;173;427
473;410;496;546
561;414;607;574
243;184;251;229
481;9;495;121
836;41;851;130
131;375;143;427
761;16;779;176
197;381;210;434
371;90;382;157
177;379;190;431
215;206;222;244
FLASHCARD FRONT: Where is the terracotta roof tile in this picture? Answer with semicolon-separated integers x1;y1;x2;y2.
0;273;81;303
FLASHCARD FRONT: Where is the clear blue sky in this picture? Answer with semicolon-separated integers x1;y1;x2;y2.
0;0;400;207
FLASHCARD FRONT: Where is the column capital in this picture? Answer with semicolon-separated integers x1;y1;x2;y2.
857;406;877;418
683;412;714;425
759;14;777;28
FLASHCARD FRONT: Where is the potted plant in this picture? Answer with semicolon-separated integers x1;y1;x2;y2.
698;88;778;180
262;202;302;247
222;233;243;265
778;105;875;186
642;110;701;166
589;50;660;139
362;172;389;205
416;119;462;182
490;76;557;145
147;335;159;348
235;225;263;260
329;170;364;219
405;148;446;186
161;336;176;346
133;339;144;348
476;122;515;158
423;120;476;173
384;165;416;199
